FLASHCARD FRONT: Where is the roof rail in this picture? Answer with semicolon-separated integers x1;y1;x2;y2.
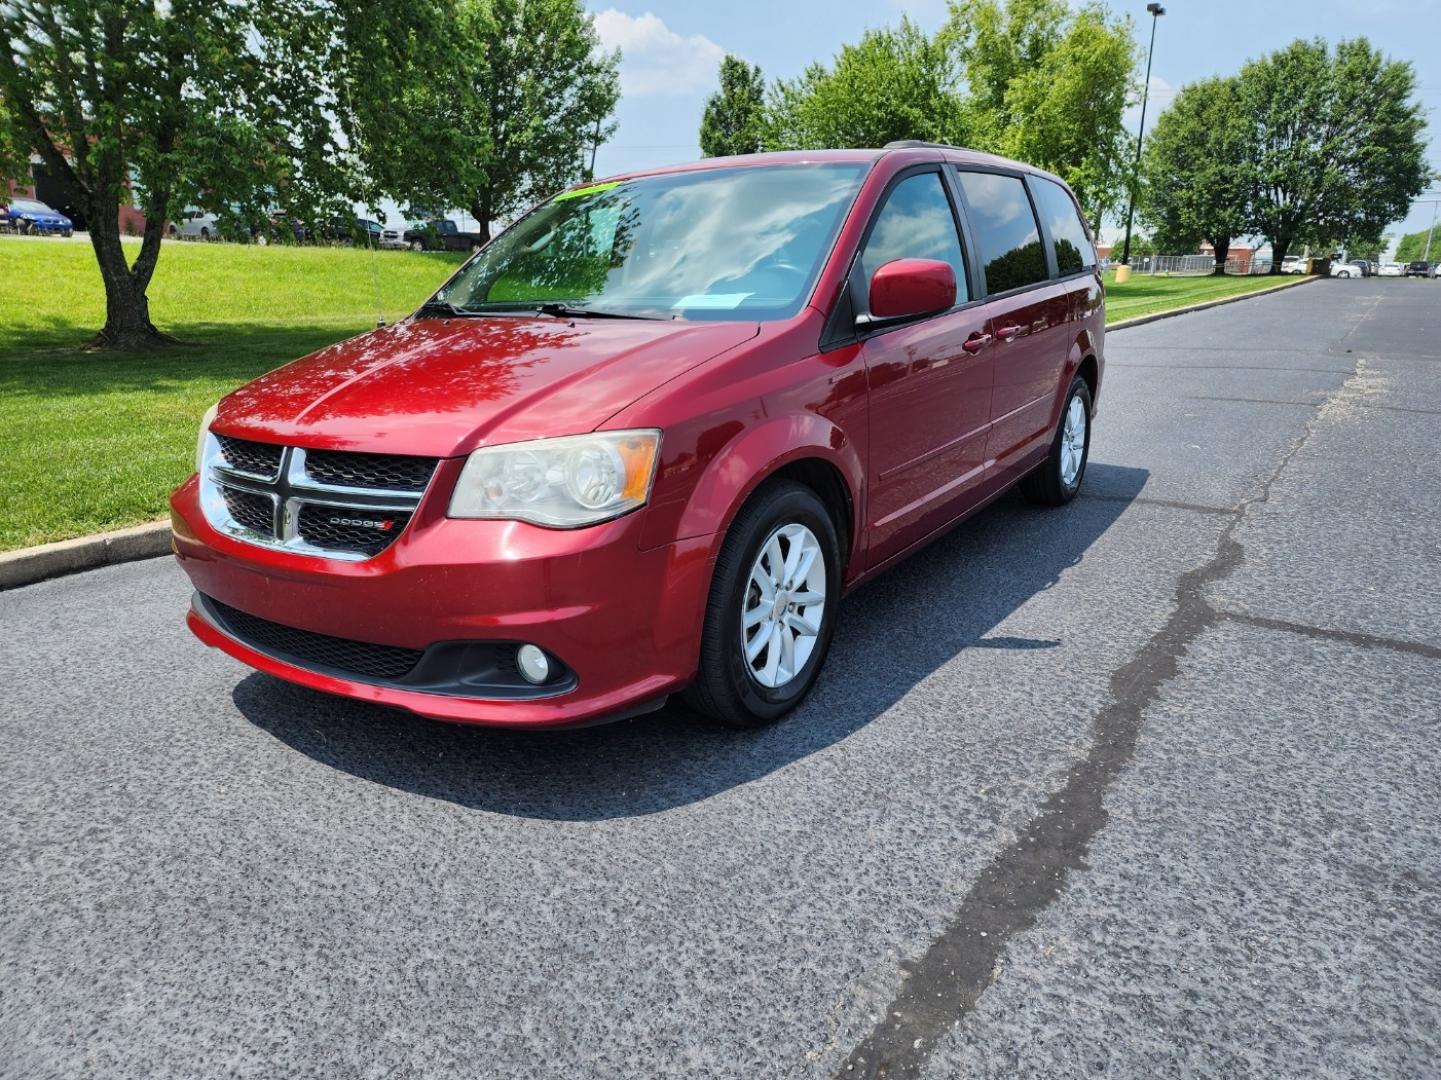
883;140;971;151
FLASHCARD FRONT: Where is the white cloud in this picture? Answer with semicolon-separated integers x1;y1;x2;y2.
591;9;728;97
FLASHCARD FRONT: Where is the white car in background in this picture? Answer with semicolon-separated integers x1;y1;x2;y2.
169;209;219;240
1377;262;1403;277
378;224;414;250
1330;260;1365;278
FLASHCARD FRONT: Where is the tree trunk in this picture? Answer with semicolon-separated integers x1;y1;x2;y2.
85;210;174;350
470;189;493;244
1210;237;1231;275
1269;236;1291;275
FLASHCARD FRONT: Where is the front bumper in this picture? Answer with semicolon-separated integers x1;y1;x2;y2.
171;475;715;726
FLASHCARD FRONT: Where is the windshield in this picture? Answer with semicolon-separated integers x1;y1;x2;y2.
431;163;868;321
10;199;48;212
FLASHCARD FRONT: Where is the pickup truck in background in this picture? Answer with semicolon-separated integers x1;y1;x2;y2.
401;219;487;253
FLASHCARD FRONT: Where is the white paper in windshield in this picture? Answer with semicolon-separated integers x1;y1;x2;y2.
672;293;752;310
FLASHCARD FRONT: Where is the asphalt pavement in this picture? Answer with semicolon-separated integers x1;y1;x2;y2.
2;278;1438;1079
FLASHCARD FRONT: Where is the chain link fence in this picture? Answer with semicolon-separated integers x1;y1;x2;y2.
1123;253;1273;276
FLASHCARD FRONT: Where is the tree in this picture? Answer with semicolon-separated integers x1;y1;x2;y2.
1394;224;1440;263
943;0;1138;226
1344;231;1389;263
765;18;966;150
1139;77;1250;273
1239;38;1429;272
381;0;620;243
0;0;443;349
700;55;767;158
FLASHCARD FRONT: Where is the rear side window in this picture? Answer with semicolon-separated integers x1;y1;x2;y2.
858;171;969;305
955;171;1048;295
1031;177;1096;275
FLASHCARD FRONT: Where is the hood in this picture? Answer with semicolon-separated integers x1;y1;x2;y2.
214;315;759;457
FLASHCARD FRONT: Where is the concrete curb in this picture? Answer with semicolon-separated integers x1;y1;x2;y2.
0;520;171;592
0;275;1321;593
1107;273;1318;333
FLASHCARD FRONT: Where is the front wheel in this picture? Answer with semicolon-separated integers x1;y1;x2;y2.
683;480;841;728
1022;375;1092;506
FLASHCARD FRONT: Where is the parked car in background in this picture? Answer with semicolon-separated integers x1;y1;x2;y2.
1403;260;1432;278
330;217;384;246
6;197;73;236
378;225;411;250
173;144;1105;729
170;209;219;240
1378;262;1403;277
0;202;8;231
1280;255;1306;274
1330;260;1365;278
404;219;486;253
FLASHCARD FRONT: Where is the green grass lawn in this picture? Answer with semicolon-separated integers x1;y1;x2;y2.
0;239;464;550
0;240;1303;552
1102;269;1301;322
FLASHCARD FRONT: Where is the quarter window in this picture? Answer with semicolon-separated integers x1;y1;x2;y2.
955;171;1048;295
1032;177;1096;275
858;172;969;307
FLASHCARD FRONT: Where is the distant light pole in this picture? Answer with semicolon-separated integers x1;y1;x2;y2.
1120;2;1165;266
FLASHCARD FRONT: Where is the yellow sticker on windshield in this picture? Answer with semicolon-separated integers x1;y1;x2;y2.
554;181;622;202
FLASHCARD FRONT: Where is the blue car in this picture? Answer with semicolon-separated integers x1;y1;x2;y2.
6;197;73;236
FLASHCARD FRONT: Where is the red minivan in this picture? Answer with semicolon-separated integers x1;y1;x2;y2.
171;143;1104;728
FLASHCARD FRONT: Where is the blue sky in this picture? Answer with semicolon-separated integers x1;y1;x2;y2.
586;0;1441;251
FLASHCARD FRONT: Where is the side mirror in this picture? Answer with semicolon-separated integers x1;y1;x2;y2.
861;258;956;326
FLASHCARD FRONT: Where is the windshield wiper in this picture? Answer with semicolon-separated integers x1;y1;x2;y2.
533;301;659;321
415;299;483;319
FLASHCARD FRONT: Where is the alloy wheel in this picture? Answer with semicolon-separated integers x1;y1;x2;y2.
740;522;827;689
1060;395;1087;488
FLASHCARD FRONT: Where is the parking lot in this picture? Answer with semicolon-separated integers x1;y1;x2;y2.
1;279;1438;1078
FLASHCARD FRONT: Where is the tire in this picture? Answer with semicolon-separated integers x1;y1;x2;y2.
470;242;483;254
683;480;842;728
1021;375;1092;507
409;240;424;252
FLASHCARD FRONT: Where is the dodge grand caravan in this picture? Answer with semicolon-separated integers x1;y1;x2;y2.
172;142;1104;728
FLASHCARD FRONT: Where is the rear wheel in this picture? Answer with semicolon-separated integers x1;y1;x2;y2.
409;239;424;252
683;480;841;728
1022;375;1092;507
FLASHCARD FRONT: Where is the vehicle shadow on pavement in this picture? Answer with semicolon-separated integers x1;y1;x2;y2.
232;463;1149;820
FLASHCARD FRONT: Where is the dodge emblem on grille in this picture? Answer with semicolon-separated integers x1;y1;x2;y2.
330;516;395;531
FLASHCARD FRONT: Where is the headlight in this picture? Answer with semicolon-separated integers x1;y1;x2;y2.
195;402;219;473
448;430;661;528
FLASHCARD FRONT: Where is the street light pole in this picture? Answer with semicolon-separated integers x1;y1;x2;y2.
1120;3;1165;266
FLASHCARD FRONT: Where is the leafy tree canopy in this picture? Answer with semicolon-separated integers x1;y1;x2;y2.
0;0;450;348
761;1;1137;228
381;0;620;242
765;18;965;151
1394;225;1439;263
943;0;1137;222
1139;76;1251;271
700;55;767;158
1240;37;1429;269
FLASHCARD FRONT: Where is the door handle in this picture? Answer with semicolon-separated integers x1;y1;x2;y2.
961;332;993;354
995;323;1022;341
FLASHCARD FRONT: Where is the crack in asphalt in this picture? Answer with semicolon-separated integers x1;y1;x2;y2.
1220;611;1441;661
834;301;1380;1080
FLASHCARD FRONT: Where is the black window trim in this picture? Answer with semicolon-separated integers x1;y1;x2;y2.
950;163;1056;301
1026;173;1097;283
820;162;981;352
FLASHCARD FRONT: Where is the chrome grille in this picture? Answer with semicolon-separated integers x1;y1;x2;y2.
303;449;437;491
217;435;283;480
296;504;414;557
199;438;436;561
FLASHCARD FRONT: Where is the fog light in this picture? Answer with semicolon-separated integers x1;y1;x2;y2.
516;644;551;685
